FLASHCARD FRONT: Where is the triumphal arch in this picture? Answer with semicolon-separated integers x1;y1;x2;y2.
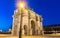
11;0;44;36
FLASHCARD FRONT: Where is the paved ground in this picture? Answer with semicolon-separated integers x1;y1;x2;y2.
0;36;18;38
0;36;60;38
0;34;60;38
22;36;60;38
0;34;18;38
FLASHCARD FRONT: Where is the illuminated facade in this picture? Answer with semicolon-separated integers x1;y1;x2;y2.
12;0;44;36
12;8;44;36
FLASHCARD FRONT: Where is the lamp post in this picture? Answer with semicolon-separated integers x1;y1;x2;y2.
19;10;22;38
18;2;25;38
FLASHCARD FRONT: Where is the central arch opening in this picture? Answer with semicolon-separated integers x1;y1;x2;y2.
31;20;35;35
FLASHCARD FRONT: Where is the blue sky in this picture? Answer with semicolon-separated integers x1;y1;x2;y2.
0;0;60;32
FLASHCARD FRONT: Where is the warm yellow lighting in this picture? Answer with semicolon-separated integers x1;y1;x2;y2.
17;2;25;8
20;2;25;8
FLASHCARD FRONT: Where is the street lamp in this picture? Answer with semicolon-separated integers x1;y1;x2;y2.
18;1;25;38
17;2;26;9
20;2;25;8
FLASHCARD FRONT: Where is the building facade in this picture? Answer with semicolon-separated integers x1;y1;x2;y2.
12;8;44;36
43;24;60;34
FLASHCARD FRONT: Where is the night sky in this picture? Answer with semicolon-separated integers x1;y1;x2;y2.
0;0;60;32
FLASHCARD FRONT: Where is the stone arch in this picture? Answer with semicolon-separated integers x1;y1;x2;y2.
31;20;36;35
24;25;27;35
36;16;38;21
40;17;42;22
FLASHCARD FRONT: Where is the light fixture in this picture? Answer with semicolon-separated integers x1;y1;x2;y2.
17;2;25;8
